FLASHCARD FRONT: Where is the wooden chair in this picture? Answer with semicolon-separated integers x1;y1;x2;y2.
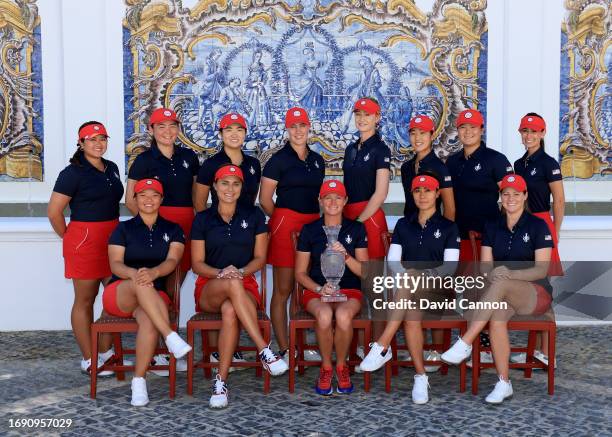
288;231;372;393
90;267;181;399
186;267;271;395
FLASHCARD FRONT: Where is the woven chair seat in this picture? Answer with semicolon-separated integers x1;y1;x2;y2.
189;310;269;322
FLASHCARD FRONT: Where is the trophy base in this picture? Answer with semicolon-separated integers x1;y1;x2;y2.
321;294;348;303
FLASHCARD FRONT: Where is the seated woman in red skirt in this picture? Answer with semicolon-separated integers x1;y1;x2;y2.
103;178;192;407
191;164;288;409
295;180;369;395
441;174;554;404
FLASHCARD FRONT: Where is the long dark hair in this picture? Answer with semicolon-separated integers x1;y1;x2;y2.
524;112;545;149
70;121;103;166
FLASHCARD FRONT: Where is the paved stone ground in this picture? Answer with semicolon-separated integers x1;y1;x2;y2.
0;327;610;436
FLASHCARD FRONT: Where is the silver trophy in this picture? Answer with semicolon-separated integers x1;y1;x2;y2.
320;225;347;302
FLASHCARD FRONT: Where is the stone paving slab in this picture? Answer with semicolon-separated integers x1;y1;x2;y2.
0;327;611;436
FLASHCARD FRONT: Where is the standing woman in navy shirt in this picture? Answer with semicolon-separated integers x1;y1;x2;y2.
295;180;369;396
360;175;460;404
48;121;124;376
442;174;554;404
104;178;192;406
191;165;288;409
194;112;261;211
514;113;564;276
259;107;326;359
342;97;390;260
126;108;199;276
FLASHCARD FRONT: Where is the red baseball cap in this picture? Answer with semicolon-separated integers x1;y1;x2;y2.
134;178;164;195
220;113;247;130
456;109;484;128
285;107;310;128
353;98;380;115
500;174;527;192
411;175;439;191
409;115;435;132
149;108;179;127
214;164;244;182
319;180;347;198
518;114;546;132
78;123;108;140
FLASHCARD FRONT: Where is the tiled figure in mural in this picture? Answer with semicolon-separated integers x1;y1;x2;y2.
245;49;271;128
211;78;252;128
296;43;328;115
601;60;612;141
342;56;384;132
196;48;223;127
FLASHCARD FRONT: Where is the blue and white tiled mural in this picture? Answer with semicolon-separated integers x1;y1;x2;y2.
0;0;43;181
123;0;488;179
559;1;611;180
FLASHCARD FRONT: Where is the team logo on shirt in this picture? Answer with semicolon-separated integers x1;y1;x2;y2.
345;235;352;244
522;233;530;243
241;220;248;229
384;157;390;163
506;166;513;172
363;153;370;162
545;234;552;241
474;163;481;172
249;166;255;175
531;168;537;176
314;160;320;168
183;160;189;169
552;169;561;175
434;229;441;239
114;171;120;179
456;237;461;243
445;176;452;182
163;233;170;243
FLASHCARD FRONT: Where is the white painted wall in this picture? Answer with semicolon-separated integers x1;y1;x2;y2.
0;0;610;204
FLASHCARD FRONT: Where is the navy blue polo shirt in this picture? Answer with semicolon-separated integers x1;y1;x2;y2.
262;143;325;214
196;149;261;208
400;150;453;217
53;152;124;221
128;142;200;207
391;212;460;266
446;142;513;238
342;132;391;203
297;218;368;290
108;215;185;290
482;212;554;293
190;205;268;269
514;147;562;213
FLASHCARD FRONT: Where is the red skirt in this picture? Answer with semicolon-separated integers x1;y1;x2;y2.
194;274;261;312
102;280;170;318
63;219;118;280
459;238;482;262
343;201;388;259
532;212;563;276
159;206;195;272
267;208;319;268
531;283;552;316
301;288;363;309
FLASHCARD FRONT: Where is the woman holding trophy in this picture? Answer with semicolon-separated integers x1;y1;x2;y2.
295;180;369;395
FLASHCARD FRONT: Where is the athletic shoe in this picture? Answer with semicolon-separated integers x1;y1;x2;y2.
165;332;192;359
149;354;187;376
397;350;412;361
315;366;333;396
412;374;430;404
354;346;365;373
304;349;322;361
336;364;353;394
424;350;442;373
209;374;228;409
231;351;248;371
130;377;149;407
259;345;288;376
509;352;526;364
466;351;494;368
485;376;513;404
534;349;557;369
359;342;392;372
81;353;114;377
441;338;472;365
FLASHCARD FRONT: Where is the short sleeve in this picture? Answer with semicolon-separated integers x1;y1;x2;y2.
481;220;496;248
170;223;186;244
296;225;312;252
545;158;563;183
444;223;461;250
533;219;554;250
196;159;217;186
53;166;79;197
438;163;453;189
391;219;405;245
108;223;127;247
355;222;368;249
185;148;200;177
491;152;513;183
375;144;391;170
190;213;207;241
262;153;282;181
253;207;268;235
127;152;149;180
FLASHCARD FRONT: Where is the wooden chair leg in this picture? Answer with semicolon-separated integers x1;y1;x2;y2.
471;340;480;395
525;330;536;378
297;329;306;375
263;323;270;394
169;355;176;399
459;326;467;393
363;325;371;392
202;330;212;379
391;337;399;376
187;323;194;395
384;362;392;393
90;327;99;399
113;333;125;381
440;329;451;375
289;322;296;393
548;326;556;395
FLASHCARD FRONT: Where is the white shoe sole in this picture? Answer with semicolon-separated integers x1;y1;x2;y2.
131;398;149;407
485;394;512;404
412;397;429;405
209;401;228;409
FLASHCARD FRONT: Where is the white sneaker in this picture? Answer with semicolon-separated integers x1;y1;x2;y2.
441;338;472;365
397;350;412;361
259;345;288;376
81;354;114;377
304;349;322;361
231;351;248;371
412;374;430;404
149;354;187;376
509;352;526;364
466;351;494;368
130;377;149;407
165;332;192;359
424;350;442;373
485;376;513;404
354;346;366;373
359;342;392;372
209;374;228;409
534;349;557;369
